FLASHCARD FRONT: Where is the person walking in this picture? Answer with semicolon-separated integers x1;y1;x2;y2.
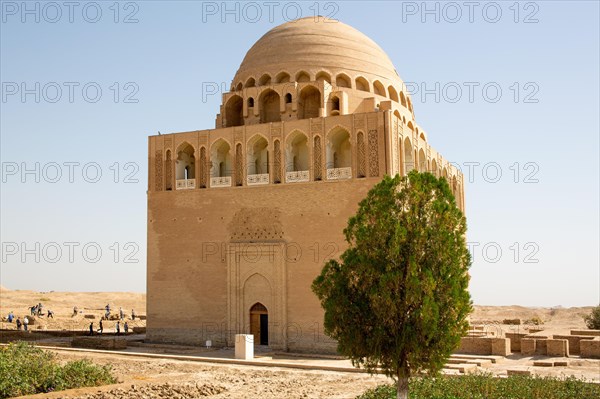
131;309;136;320
23;316;29;331
124;321;129;333
116;321;120;335
16;317;22;330
98;319;103;334
119;307;124;320
89;322;94;336
47;309;54;318
7;311;14;323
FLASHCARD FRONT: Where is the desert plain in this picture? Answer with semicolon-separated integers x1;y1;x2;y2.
1;286;598;399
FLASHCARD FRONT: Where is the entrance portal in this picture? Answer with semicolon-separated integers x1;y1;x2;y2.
250;303;269;345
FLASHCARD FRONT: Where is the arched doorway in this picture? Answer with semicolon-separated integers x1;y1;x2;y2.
250;303;268;345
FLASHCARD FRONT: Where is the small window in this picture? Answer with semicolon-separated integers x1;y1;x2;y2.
285;93;292;104
332;96;340;111
248;98;254;107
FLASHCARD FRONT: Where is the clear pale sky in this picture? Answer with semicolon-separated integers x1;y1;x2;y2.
1;1;598;307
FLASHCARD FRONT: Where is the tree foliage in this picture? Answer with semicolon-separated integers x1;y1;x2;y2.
584;305;600;330
312;172;472;398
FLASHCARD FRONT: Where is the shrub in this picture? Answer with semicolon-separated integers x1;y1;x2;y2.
0;342;115;398
584;305;600;330
356;373;600;399
524;316;544;326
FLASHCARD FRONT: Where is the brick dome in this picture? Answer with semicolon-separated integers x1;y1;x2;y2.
232;17;405;92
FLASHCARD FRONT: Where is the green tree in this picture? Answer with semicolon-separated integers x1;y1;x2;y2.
584;305;600;329
312;172;472;399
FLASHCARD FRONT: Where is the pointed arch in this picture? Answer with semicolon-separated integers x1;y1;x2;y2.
400;91;407;107
176;142;195;180
210;138;232;178
355;76;370;92
259;89;281;123
285;130;309;173
246;134;269;177
296;70;310;82
245;77;256;88
225;95;244;127
418;148;427;172
258;74;271;86
326;126;352;170
275;71;291;83
373;80;386;97
315;71;331;84
388;86;399;102
298;85;320;119
335;73;351;88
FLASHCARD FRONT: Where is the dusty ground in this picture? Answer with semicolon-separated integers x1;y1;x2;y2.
1;286;599;398
16;350;391;399
0;286;146;333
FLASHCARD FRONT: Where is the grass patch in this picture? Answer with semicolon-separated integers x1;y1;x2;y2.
0;342;116;398
357;373;600;399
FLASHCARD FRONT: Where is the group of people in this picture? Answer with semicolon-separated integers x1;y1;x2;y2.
29;303;53;318
88;319;129;335
5;302;140;334
6;311;29;331
104;304;137;321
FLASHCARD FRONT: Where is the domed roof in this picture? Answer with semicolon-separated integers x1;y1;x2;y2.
232;17;404;89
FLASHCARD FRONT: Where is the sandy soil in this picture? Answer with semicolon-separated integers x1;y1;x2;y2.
0;287;146;333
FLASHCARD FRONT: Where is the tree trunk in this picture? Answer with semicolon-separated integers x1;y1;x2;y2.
396;374;409;399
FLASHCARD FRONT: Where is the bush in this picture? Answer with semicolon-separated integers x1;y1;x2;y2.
0;342;115;398
584;305;600;330
356;373;600;399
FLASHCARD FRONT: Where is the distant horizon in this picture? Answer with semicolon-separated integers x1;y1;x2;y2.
1;284;596;310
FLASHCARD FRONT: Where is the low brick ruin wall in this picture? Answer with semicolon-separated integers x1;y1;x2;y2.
71;337;127;350
457;337;510;356
553;334;595;355
521;338;570;357
505;332;529;352
580;338;600;359
571;329;600;337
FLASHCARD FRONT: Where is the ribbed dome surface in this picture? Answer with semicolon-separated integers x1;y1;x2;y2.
232;17;402;88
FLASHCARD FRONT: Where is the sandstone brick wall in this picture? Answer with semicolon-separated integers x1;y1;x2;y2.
505;332;528;352
580;338;600;359
147;177;380;352
553;334;594;355
546;339;569;357
457;337;510;356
